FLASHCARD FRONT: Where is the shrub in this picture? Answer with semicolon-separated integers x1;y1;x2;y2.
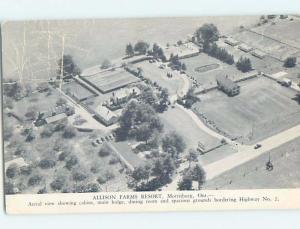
40;125;55;138
37;187;47;194
72;172;87;181
98;145;111;157
97;176;107;184
50;177;65;191
284;57;297;68
65;155;78;170
104;171;115;181
62;126;77;138
20;166;32;176
39;159;56;169
58;151;68;161
109;156;120;165
28;175;42;186
6;164;18;179
4;182;16;194
85;183;100;192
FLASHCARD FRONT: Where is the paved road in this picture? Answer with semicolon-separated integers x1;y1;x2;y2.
204;123;300;180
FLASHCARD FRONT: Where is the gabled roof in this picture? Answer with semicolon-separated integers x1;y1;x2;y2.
45;113;67;124
95;106;118;122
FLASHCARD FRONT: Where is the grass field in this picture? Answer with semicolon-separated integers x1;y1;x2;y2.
160;106;221;150
232;30;299;61
83;69;139;93
2;17;259;81
134;61;185;95
204;137;300;189
194;77;300;144
62;81;96;101
183;53;245;88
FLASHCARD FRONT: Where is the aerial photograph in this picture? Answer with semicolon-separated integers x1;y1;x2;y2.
2;15;300;194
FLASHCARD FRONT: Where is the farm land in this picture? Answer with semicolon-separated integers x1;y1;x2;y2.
3;15;300;194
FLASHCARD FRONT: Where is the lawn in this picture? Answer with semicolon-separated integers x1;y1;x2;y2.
159;106;235;157
232;30;299;61
203;137;300;189
134;61;185;95
62;81;96;101
82;69;140;93
194;77;300;144
183;53;245;88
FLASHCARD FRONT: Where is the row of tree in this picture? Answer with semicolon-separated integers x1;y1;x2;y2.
205;43;234;65
126;41;150;56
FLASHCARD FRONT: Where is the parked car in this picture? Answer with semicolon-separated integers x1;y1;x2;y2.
254;144;262;149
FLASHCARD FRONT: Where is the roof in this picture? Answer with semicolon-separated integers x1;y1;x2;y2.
5;157;28;168
238;43;253;52
113;87;141;99
95;106;118;122
251;49;265;58
225;37;239;45
216;75;239;90
45;113;67;124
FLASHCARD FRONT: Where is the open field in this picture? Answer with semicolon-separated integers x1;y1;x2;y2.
203;137;300;189
194;77;300;144
251;18;300;50
232;30;299;61
2;17;259;81
183;53;246;88
134;61;185;95
62;81;96;101
82;69;139;93
159;106;233;154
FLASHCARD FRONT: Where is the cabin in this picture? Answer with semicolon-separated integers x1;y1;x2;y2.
224;37;239;46
238;43;253;53
216;75;240;96
34;104;75;126
251;49;266;59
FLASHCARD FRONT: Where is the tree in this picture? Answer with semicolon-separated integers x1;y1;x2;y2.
162;132;186;158
191;164;206;190
134;41;150;54
62;125;76;138
131;166;150;183
3;81;22;100
195;24;219;44
117;100;163;141
157;88;169;112
139;87;158;107
56;97;67;106
236;57;252;72
126;43;134;56
98;144;111;157
177;176;193;190
24;106;37;120
57;54;81;79
284;57;297;68
181;63;187;71
6;163;18;179
186;149;198;168
101;59;112;69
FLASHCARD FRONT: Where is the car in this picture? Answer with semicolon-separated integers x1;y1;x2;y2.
105;136;110;141
101;137;105;142
254;144;262;149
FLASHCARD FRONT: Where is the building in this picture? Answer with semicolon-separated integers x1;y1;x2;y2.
45;113;67;124
216;75;240;96
110;87;141;106
224;37;239;46
251;49;266;59
35;104;75;126
94;105;119;126
238;43;253;52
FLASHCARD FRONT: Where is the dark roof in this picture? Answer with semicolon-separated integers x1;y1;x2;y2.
216;75;238;90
